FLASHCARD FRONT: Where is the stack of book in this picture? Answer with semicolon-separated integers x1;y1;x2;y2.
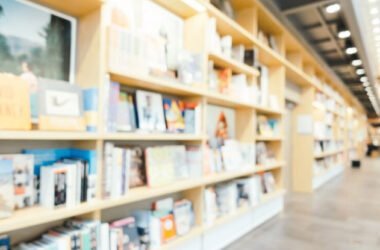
5;197;195;249
0;149;97;218
103;143;203;198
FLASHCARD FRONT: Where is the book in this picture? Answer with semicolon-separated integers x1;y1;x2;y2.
0;235;10;250
185;146;203;178
258;65;269;107
173;199;194;236
127;94;138;130
129;147;146;188
0;159;14;219
163;98;185;133
262;172;276;194
207;105;236;149
159;213;176;243
40;165;69;209
133;210;151;249
244;48;258;67
0;154;34;209
184;102;201;134
107;81;120;132
110;217;141;250
232;45;245;62
145;146;175;187
136;90;166;132
177;51;203;84
117;91;133;132
217;68;232;94
203;187;218;225
83;88;98;132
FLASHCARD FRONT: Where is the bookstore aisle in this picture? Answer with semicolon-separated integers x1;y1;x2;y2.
226;158;380;250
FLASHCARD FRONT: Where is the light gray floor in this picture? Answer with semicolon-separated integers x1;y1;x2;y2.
225;158;380;250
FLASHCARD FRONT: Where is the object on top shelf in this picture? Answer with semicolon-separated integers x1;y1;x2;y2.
257;115;280;137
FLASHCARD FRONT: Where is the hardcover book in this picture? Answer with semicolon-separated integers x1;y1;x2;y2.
163;98;185;133
173;199;194;236
0;159;14;219
136;90;166;132
129;147;146;188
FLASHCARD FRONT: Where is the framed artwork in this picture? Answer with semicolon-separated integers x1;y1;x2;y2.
0;0;77;86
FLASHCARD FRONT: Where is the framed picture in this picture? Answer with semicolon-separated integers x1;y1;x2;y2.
136;90;166;132
38;78;85;131
0;0;76;87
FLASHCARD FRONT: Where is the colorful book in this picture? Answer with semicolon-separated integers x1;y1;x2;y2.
0;159;14;219
163;98;185;133
110;217;141;250
83;88;98;132
129;147;146;188
135;90;166;132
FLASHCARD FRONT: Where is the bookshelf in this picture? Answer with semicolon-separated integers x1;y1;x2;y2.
0;0;368;248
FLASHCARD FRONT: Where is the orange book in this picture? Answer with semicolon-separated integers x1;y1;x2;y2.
160;214;176;243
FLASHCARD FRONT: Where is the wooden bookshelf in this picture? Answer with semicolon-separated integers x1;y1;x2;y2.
1;0;368;248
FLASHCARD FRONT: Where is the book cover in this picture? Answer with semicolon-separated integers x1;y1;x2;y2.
127;94;138;130
217;68;232;94
117;91;132;132
163;98;185;133
0;235;10;250
40;165;68;209
177;51;203;84
0;159;13;219
129;147;146;188
173;199;194;236
207;105;236;150
145;146;175;187
108;81;120;132
136;90;166;132
110;217;141;250
262;172;276;193
159;213;176;243
184;102;200;134
83;88;98;132
172;146;189;179
0;154;34;209
133;210;151;249
185;146;203;178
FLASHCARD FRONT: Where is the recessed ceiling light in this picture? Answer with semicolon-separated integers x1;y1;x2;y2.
352;59;362;66
338;30;351;39
357;68;365;75
325;3;341;13
346;47;358;54
373;18;380;25
361;76;368;82
372;8;379;15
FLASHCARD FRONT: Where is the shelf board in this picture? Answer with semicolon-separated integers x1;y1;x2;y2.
253;105;284;115
159;226;203;250
260;189;286;203
256;135;283;141
110;69;205;97
103;133;205;141
283;61;315;87
314;149;344;158
153;0;200;19
208;52;260;76
202;168;256;186
0;200;102;234
0;131;99;140
31;0;102;17
255;161;285;172
206;91;255;109
204;2;253;45
251;38;283;66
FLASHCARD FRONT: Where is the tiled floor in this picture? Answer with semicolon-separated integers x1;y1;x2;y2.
225;158;380;250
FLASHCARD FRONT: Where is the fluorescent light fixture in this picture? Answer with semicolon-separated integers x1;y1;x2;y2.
352;59;362;66
182;0;206;12
325;3;341;13
371;8;379;14
373;18;380;25
356;68;365;75
361;76;368;82
338;30;351;39
346;47;358;54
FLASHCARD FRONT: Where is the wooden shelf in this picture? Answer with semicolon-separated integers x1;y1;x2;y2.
256;135;283;141
283;60;315;87
31;0;102;16
103;133;206;141
208;52;260;76
0;131;99;140
109;69;205;97
314;149;344;158
153;0;200;19
202;168;256;186
253;105;284;115
205;91;255;109
0;201;102;234
159;226;203;250
255;161;285;172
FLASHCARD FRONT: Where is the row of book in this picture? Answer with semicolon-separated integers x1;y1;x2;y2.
313;153;344;176
204;172;277;225
1;197;194;250
0;149;96;219
105;81;201;134
314;140;345;155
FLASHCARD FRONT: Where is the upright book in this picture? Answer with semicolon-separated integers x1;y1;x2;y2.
0;159;14;219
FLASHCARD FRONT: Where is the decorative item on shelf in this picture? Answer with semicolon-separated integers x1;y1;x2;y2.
37;79;85;131
0;74;32;130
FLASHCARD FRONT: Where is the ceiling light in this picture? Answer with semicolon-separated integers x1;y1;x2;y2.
346;47;358;55
373;18;380;25
361;76;368;82
352;59;362;66
181;0;206;12
356;68;365;75
325;3;341;13
338;30;351;39
371;8;379;15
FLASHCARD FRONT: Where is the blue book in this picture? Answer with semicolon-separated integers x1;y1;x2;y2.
83;88;99;132
0;160;14;219
0;235;10;250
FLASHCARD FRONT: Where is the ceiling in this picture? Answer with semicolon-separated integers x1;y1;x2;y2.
265;0;380;117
